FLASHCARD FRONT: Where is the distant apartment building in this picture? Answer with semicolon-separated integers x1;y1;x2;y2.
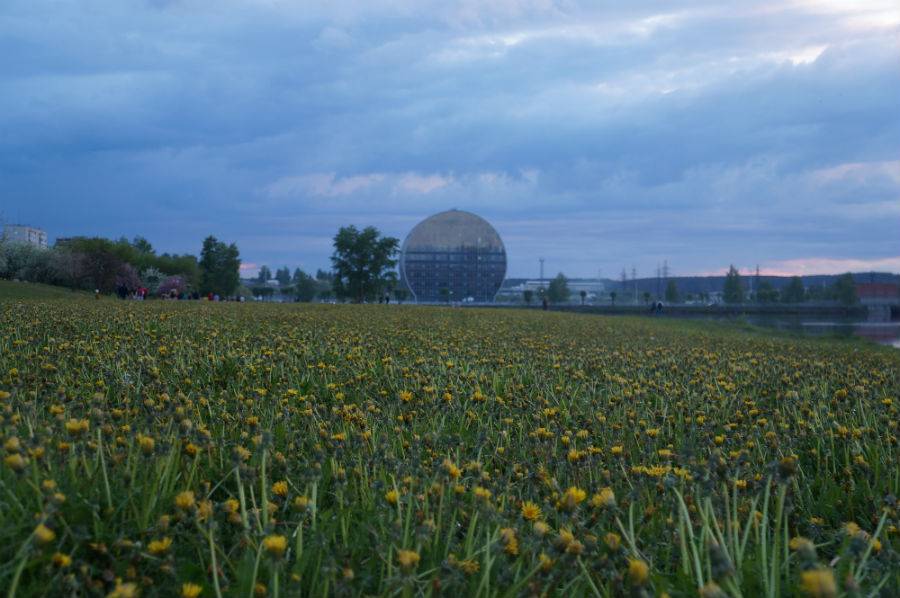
2;224;48;249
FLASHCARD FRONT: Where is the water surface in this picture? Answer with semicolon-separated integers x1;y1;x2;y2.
739;316;900;348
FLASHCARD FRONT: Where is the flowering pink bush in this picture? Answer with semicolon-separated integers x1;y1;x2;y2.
158;275;187;297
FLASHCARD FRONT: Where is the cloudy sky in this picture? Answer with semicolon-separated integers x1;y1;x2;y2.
1;0;899;278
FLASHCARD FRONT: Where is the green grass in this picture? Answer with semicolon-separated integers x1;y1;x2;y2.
0;294;898;597
0;280;89;301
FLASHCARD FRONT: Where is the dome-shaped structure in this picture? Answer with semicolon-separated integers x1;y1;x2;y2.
400;209;507;303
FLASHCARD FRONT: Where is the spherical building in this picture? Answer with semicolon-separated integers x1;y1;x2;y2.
400;210;507;303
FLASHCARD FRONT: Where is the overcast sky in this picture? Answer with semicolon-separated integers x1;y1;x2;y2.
1;0;898;278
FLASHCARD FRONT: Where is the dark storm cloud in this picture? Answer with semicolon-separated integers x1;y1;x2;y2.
1;0;898;276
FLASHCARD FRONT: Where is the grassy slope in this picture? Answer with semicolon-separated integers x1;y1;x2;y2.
0;280;90;301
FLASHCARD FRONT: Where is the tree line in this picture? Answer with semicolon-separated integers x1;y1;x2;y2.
3;226;861;307
0;224;405;304
251;267;334;303
0;235;242;297
520;269;859;307
723;265;857;306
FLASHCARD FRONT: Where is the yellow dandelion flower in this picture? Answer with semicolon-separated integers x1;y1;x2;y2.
148;537;173;555
197;500;214;521
499;528;518;556
181;583;203;598
789;536;814;552
798;568;837;598
604;532;621;551
521;501;542;521
65;419;90;436
106;582;139;598
271;481;288;497
473;486;492;501
263;535;288;559
385;489;400;505
138;435;155;454
175;491;196;510
559;486;587;511
539;552;554;571
627;559;649;586
4;453;26;472
396;549;420;571
52;552;72;567
533;521;550;536
34;523;56;546
844;522;862;536
293;495;310;511
442;458;461;479
590;487;615;509
458;557;480;575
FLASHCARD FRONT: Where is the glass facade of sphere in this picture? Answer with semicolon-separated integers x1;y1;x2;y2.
400;210;507;303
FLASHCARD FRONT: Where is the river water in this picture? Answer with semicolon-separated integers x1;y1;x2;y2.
739;316;900;349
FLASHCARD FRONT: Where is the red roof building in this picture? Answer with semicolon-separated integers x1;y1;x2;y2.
856;282;900;302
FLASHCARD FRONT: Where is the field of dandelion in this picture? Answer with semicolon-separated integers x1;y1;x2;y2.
1;289;899;597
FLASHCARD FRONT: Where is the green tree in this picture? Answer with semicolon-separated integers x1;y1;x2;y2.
523;289;534;305
62;237;128;293
546;273;570;304
394;287;409;304
756;281;779;303
782;276;805;303
291;269;318;302
199;236;241;296
831;273;857;306
330;225;399;303
131;236;154;255
610;291;617;306
664;280;679;303
257;265;272;283
579;290;587;305
274;266;291;286
723;265;744;304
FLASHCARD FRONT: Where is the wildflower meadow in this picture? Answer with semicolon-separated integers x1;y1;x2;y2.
1;291;898;597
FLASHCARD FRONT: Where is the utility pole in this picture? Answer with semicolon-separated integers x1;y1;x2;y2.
655;263;661;300
754;265;760;302
631;266;637;304
539;258;545;290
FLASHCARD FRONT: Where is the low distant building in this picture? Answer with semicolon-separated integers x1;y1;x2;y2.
856;283;899;304
513;279;606;294
2;224;48;249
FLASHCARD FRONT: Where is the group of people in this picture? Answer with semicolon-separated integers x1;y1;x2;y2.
109;284;246;302
116;284;149;300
